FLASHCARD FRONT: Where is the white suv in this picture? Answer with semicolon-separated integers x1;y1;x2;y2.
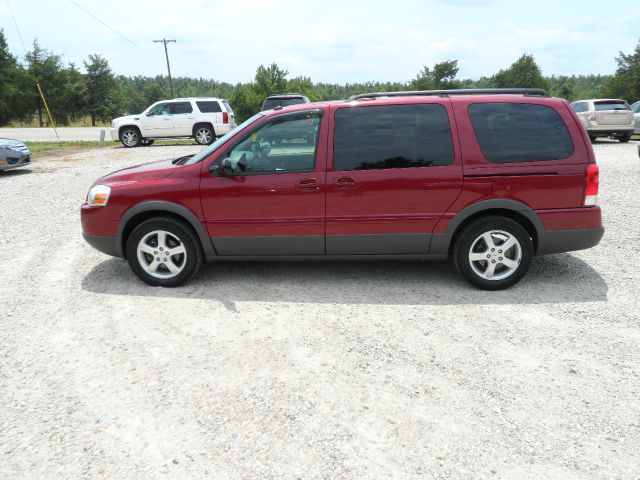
571;99;634;143
110;97;236;147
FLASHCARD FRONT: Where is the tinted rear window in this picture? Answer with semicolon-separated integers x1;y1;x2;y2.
171;102;193;114
468;103;573;163
196;101;222;113
262;97;307;110
333;104;454;171
594;101;631;111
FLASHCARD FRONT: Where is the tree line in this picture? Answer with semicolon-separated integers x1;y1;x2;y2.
1;29;639;126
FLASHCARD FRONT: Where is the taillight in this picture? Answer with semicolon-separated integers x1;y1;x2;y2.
222;112;229;124
584;164;599;206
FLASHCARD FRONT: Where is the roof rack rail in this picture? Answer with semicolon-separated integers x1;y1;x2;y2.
349;88;551;101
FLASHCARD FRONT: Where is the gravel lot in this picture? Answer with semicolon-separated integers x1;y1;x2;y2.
1;141;639;479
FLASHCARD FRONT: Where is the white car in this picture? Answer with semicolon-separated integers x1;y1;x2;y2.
110;97;236;147
571;99;635;143
631;101;640;134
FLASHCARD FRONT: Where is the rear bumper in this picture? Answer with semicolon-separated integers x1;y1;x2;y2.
537;227;604;255
83;233;121;258
587;127;633;136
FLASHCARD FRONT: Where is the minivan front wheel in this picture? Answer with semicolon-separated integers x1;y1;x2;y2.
126;217;203;287
453;216;533;290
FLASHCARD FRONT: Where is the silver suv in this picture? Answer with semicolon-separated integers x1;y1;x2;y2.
110;97;236;147
571;99;634;143
631;101;640;135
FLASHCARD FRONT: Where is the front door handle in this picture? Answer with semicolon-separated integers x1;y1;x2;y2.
296;178;319;192
335;176;357;190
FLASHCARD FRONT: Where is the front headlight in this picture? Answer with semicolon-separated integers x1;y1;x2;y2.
87;185;111;207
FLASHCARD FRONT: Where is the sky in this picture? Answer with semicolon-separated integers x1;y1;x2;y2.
1;0;639;84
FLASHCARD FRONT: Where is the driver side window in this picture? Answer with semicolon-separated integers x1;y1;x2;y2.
227;112;321;174
148;103;170;116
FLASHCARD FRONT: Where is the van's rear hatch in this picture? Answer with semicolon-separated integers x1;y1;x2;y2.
593;100;633;125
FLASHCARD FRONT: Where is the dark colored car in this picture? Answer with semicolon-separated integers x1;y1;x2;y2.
0;138;31;171
82;88;603;290
261;94;311;111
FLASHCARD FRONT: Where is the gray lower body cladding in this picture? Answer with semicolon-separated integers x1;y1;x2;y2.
84;229;604;261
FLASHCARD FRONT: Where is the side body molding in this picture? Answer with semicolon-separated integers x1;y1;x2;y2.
429;199;544;255
117;201;216;258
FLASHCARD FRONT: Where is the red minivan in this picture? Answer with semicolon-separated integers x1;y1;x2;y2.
81;89;603;290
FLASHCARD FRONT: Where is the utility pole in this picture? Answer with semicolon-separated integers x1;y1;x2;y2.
153;38;176;97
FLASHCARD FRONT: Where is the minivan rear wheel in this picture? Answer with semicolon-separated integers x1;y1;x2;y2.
126;217;203;287
453;216;533;290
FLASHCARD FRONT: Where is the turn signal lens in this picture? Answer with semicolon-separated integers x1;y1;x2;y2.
87;185;111;207
584;164;599;206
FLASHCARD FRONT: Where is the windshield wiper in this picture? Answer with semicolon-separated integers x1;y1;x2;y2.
172;154;195;165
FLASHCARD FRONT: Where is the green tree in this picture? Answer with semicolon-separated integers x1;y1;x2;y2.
84;54;123;125
603;39;640;103
411;60;462;90
25;40;67;126
491;54;550;90
254;62;288;97
0;29;31;125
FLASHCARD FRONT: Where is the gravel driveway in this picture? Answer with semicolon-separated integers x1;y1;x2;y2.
1;141;639;479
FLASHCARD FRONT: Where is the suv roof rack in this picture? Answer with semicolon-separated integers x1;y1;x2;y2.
349;88;551;101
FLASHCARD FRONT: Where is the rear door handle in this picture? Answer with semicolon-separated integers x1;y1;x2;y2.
296;178;319;192
335;176;356;190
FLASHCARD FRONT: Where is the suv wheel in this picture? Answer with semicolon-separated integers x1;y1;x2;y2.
589;135;597;143
120;127;141;148
194;125;214;145
618;134;631;143
453;216;533;290
125;217;203;287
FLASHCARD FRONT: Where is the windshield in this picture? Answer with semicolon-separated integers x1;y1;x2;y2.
184;113;265;165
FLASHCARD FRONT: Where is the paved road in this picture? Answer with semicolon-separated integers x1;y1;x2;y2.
0;127;109;142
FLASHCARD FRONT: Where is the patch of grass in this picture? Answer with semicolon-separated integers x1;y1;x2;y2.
25;141;117;155
24;139;202;157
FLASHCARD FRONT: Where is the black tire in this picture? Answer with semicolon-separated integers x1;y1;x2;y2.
589;135;597;143
125;216;203;287
618;134;631;143
120;127;141;148
194;124;215;145
141;139;155;146
453;216;533;290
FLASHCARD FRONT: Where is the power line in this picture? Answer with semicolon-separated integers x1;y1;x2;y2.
120;16;155;43
154;39;176;97
5;0;27;56
67;0;159;58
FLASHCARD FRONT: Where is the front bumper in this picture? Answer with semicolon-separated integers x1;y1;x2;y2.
110;128;119;141
83;233;121;258
0;154;31;171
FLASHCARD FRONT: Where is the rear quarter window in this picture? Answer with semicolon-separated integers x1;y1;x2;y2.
196;101;222;113
468;103;573;163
